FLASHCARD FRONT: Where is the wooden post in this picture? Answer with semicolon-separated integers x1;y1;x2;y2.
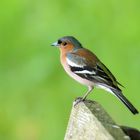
64;98;130;140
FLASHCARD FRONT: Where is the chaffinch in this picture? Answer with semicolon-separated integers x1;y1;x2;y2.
52;36;138;114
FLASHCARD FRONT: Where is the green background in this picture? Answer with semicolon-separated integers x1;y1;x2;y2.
0;0;140;139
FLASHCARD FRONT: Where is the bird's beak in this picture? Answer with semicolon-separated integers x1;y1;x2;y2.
51;41;59;47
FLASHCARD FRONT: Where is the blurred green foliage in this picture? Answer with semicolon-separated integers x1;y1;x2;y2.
0;0;140;139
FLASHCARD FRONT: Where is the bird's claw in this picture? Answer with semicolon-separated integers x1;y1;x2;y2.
74;97;85;107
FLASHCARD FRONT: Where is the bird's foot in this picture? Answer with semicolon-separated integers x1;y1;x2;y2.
74;97;85;107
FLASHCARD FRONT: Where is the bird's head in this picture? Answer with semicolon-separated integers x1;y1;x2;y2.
51;36;83;52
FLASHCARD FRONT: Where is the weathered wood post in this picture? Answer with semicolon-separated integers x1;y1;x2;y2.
64;98;130;140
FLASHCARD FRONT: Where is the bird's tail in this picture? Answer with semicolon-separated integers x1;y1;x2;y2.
111;89;139;115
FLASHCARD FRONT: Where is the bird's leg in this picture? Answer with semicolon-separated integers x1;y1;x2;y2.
82;86;94;101
74;86;93;107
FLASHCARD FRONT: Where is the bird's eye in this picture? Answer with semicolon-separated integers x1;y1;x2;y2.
63;42;67;46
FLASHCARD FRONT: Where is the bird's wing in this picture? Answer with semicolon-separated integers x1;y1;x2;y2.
97;61;124;87
66;49;121;89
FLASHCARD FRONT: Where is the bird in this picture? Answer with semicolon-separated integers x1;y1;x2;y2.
51;36;138;115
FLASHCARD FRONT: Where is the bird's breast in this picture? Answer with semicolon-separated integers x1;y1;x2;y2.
60;53;94;87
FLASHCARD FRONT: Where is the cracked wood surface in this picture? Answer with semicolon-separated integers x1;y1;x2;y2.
64;99;130;140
